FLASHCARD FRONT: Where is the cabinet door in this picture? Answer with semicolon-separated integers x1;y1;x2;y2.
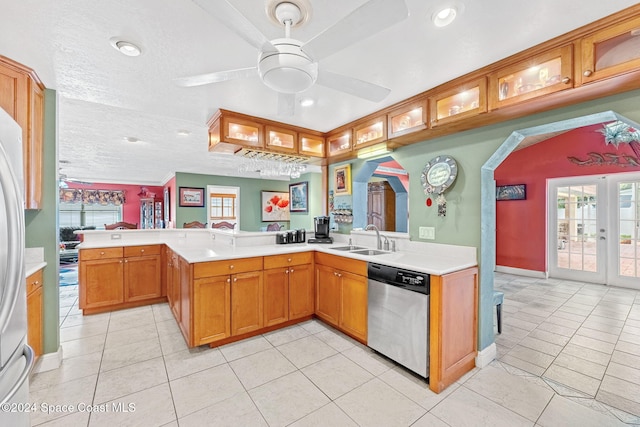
314;264;341;326
79;258;124;309
263;268;289;327
124;254;161;302
289;263;314;320
169;253;181;322
340;271;368;342
179;257;191;338
231;271;264;335
580;15;640;84
27;286;43;357
193;275;231;345
26;79;43;209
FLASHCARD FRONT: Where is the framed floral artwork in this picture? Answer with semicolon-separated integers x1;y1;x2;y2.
261;191;290;221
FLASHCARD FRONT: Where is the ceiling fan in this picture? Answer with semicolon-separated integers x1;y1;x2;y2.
175;0;409;115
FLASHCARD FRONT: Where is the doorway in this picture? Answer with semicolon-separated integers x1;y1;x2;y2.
548;173;640;289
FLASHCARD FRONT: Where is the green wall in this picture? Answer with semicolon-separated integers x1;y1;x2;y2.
24;89;59;354
175;171;322;231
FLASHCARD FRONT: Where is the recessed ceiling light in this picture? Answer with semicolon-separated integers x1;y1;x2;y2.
431;5;461;27
123;136;140;143
299;97;314;107
110;37;142;57
177;129;191;136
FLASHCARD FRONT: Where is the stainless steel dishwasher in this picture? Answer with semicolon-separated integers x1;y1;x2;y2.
367;263;430;378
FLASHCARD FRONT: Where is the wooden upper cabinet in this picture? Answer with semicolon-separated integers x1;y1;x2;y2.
579;15;640;85
298;133;325;157
488;45;574;110
222;114;263;148
387;101;427;139
0;56;44;209
326;130;352;157
265;125;297;154
353;116;386;149
429;78;487;127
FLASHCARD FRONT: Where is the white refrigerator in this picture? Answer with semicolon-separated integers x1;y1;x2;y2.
0;107;34;426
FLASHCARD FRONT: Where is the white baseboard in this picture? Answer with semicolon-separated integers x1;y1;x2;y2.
475;343;496;368
495;265;547;279
33;346;63;373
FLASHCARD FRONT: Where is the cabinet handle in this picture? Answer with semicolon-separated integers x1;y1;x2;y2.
140;249;145;253
100;251;105;255
33;281;39;286
561;77;571;84
227;278;231;283
119;260;123;264
290;268;294;273
334;272;338;276
233;277;237;282
287;258;292;262
285;269;289;274
583;70;593;77
337;273;342;277
124;259;128;263
229;265;234;270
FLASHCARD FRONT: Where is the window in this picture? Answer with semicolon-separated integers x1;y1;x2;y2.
210;193;236;219
59;202;123;228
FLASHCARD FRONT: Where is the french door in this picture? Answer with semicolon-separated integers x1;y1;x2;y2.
548;173;640;289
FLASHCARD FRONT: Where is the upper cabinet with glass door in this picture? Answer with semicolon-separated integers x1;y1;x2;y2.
429;78;487;127
265;125;297;154
579;15;640;85
353;116;386;149
327;130;352;157
387;101;427;139
299;133;325;157
488;45;573;110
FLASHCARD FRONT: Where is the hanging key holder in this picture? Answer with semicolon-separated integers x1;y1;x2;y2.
421;155;458;217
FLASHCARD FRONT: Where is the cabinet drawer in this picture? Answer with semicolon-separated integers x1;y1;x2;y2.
124;244;161;257
193;257;263;279
264;252;312;269
314;252;367;276
26;269;43;295
80;247;123;261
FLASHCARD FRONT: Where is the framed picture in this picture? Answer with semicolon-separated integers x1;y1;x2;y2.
334;164;351;195
179;187;205;207
289;181;308;213
496;184;526;201
261;191;290;222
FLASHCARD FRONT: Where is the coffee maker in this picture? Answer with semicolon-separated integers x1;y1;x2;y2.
308;216;333;244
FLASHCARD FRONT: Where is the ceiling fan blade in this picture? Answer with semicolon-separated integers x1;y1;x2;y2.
190;0;276;52
174;67;258;87
302;0;408;61
277;93;295;117
316;70;390;102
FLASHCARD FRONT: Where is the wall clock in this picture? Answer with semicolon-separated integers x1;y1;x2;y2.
421;155;458;216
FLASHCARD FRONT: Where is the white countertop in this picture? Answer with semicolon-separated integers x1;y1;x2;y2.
78;229;477;276
25;261;47;277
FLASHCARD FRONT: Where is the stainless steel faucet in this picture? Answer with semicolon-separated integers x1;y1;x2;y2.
365;224;381;249
380;235;390;251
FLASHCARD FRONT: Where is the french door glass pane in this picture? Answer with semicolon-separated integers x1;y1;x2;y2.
556;184;598;272
618;181;639;278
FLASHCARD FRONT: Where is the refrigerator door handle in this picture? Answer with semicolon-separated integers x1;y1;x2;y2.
0;144;25;336
0;345;33;405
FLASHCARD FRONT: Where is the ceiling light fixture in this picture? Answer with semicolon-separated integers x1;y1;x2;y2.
177;129;191;136
110;37;142;57
431;3;464;28
123;136;140;143
299;98;314;107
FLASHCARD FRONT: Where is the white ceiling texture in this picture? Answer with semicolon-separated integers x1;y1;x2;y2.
0;0;637;185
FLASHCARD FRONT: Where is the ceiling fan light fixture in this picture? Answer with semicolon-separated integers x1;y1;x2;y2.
258;39;318;93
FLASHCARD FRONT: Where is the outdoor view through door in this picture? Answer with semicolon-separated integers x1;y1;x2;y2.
549;173;640;289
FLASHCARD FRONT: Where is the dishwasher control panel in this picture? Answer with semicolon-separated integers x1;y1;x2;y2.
368;263;430;295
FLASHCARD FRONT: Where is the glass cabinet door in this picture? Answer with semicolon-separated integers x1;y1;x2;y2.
580;15;640;84
221;115;264;148
388;101;427;138
430;78;487;127
266;126;297;153
327;131;352;157
489;45;573;109
299;133;325;157
354;117;386;149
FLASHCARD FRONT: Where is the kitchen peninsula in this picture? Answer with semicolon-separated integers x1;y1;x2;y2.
77;228;477;392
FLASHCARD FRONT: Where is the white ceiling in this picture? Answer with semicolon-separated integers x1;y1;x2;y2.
0;0;637;185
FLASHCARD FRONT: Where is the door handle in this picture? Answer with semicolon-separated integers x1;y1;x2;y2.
599;236;606;240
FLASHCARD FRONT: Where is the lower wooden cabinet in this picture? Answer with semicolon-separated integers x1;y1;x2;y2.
314;252;368;342
264;252;314;327
231;271;264;335
26;269;43;357
288;263;314;320
79;245;164;313
193;275;230;345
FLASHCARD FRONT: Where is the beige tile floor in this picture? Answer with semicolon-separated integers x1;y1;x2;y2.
30;274;640;426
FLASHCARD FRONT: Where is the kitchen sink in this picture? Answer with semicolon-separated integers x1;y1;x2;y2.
330;245;367;251
351;249;388;256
